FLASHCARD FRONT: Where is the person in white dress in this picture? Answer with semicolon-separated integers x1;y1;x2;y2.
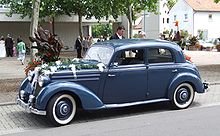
0;36;6;57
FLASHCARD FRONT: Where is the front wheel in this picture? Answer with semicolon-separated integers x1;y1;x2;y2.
171;83;195;109
46;93;76;126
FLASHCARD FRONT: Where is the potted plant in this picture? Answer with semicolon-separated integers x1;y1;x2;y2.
215;38;220;52
188;36;198;50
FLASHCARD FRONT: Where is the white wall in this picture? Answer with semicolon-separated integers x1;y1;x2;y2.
144;13;159;39
0;22;90;51
194;12;220;39
169;0;194;35
159;0;170;33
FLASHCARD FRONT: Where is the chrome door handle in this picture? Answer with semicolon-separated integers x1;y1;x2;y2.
172;69;178;73
108;74;116;77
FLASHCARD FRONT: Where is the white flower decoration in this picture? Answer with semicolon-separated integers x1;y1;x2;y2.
41;63;48;69
43;70;51;75
55;60;62;66
50;66;57;73
72;58;80;62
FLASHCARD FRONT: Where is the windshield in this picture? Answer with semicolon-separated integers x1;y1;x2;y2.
84;46;114;65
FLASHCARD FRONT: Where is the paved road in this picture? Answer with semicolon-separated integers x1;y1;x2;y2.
0;80;219;135
3;104;220;136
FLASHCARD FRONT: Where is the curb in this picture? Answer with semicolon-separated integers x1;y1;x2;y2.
0;101;16;106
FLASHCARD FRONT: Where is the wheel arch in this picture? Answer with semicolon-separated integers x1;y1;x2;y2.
45;90;83;111
35;82;104;110
167;73;204;100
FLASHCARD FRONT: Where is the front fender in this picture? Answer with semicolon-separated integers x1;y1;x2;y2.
35;81;104;110
167;72;205;99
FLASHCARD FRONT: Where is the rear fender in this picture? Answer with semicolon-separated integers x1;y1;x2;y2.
35;81;104;110
167;73;204;100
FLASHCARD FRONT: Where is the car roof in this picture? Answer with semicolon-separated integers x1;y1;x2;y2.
93;39;181;51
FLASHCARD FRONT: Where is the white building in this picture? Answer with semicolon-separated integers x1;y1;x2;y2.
0;5;128;51
141;0;170;39
169;0;220;40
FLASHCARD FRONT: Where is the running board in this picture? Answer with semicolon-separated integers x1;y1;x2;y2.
105;99;170;108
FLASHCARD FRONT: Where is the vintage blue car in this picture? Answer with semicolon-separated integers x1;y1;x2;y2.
17;39;208;126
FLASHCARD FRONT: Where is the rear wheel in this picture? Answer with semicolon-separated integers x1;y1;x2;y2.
171;83;195;109
46;93;76;126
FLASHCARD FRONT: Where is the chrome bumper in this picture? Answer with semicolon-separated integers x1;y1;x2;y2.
203;82;209;92
16;98;46;115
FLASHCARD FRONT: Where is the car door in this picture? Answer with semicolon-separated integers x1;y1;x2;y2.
146;47;178;100
103;48;148;104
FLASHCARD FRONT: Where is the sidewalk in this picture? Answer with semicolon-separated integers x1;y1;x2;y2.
0;51;76;105
0;50;220;106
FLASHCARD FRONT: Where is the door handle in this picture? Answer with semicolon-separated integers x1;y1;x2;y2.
108;74;116;77
172;69;178;73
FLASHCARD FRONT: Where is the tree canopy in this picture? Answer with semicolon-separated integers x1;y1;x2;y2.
0;0;159;38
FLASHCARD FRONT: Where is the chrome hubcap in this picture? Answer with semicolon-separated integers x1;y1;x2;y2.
177;88;190;103
56;100;72;119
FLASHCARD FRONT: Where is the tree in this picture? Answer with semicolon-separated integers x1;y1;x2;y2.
214;0;220;3
110;0;159;38
92;24;112;38
0;0;66;34
167;0;177;9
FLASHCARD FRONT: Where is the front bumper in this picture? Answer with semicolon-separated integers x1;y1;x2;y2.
16;97;46;115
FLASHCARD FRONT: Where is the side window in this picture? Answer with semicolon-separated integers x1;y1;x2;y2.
148;48;173;63
114;49;144;65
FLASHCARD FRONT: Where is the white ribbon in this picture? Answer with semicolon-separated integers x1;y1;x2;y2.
69;64;77;78
97;63;105;72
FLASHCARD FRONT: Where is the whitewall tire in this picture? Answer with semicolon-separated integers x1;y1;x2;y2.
172;83;195;109
47;93;76;126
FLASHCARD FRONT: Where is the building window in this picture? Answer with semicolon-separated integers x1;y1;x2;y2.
208;14;213;21
174;15;177;21
163;18;165;24
167;18;169;23
184;14;188;20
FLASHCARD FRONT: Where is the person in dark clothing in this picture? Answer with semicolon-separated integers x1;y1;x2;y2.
109;26;125;40
5;34;14;57
75;36;82;58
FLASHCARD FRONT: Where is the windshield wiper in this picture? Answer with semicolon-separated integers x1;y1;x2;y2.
97;54;103;63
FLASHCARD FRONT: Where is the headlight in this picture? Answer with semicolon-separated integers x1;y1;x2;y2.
27;70;34;81
20;90;26;100
38;75;50;87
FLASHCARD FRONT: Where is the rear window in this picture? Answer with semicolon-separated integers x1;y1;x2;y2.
148;48;173;63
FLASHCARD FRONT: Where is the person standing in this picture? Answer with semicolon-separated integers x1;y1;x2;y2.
17;38;26;65
5;34;14;57
109;26;125;40
75;36;82;58
82;36;89;54
0;36;6;57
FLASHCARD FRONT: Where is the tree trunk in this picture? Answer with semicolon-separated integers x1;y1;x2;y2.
78;14;83;40
30;0;40;60
127;5;133;39
52;17;55;35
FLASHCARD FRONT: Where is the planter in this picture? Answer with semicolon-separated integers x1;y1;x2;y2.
216;44;220;52
195;44;201;50
188;45;196;51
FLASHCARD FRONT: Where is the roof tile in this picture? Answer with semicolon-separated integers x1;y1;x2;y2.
186;0;220;11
